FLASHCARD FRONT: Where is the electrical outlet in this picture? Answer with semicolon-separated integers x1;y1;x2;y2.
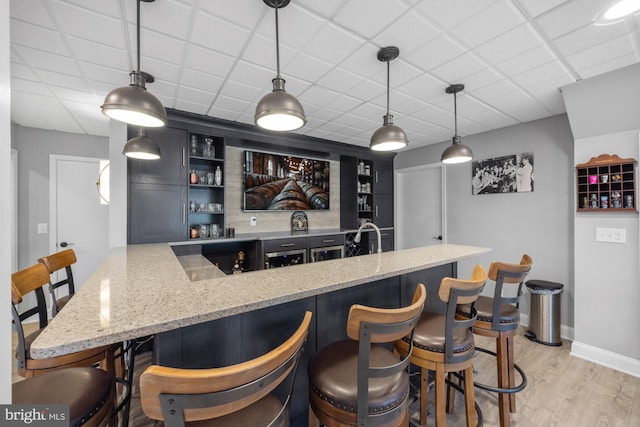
250;217;257;226
595;227;626;243
37;223;48;234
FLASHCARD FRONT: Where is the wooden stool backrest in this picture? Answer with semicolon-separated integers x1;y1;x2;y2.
486;254;533;331
438;264;487;305
11;263;51;329
440;264;487;364
38;249;77;315
140;311;312;425
38;249;77;275
344;283;426;427
346;283;426;343
488;254;533;283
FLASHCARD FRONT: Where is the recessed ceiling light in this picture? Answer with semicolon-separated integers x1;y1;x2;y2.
595;0;640;25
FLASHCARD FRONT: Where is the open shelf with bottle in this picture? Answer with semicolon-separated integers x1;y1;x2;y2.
188;133;225;239
357;159;374;226
576;154;636;212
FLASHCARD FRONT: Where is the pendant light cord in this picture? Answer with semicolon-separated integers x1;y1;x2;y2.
274;3;281;78
453;90;458;137
386;60;390;115
136;0;141;73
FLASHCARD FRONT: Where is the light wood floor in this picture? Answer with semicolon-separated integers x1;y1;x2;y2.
12;326;640;426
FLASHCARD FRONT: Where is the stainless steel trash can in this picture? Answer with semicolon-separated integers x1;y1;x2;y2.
525;280;563;346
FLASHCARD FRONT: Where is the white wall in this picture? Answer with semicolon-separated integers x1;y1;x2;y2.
395;115;575;333
1;0;11;402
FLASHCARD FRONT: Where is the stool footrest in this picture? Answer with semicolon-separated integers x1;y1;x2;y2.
472;346;527;394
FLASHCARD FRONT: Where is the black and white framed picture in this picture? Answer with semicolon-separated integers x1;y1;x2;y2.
472;152;534;195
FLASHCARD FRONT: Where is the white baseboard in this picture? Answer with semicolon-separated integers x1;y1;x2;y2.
519;314;574;341
570;341;640;378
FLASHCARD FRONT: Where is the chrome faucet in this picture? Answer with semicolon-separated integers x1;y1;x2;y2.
354;222;382;254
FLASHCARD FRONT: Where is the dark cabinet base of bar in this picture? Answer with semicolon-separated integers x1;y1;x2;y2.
154;263;456;426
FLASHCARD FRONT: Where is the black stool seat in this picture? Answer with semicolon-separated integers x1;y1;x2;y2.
458;295;520;326
13;367;114;427
309;340;409;414
406;312;475;354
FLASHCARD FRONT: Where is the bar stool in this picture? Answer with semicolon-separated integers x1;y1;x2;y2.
38;248;77;317
456;255;533;427
394;265;487;427
39;249;136;426
13;367;114;427
11;263;130;424
308;283;426;427
140;311;312;426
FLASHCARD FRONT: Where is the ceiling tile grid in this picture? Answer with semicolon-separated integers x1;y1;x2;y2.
8;0;640;150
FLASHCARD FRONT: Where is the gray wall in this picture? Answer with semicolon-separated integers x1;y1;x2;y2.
395;114;575;331
563;63;640;372
14;125;108;270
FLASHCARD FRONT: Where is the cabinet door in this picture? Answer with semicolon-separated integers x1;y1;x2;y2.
373;230;394;253
339;156;358;230
374;160;393;194
128;183;187;243
128;126;188;185
373;194;393;228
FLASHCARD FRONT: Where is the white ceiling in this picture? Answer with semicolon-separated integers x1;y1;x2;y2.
9;0;640;150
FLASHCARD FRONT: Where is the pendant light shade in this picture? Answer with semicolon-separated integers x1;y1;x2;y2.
254;0;306;132
101;0;167;128
441;84;473;164
123;127;161;160
370;47;408;152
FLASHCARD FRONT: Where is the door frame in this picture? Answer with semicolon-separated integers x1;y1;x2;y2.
11;148;18;272
48;154;103;256
394;162;447;247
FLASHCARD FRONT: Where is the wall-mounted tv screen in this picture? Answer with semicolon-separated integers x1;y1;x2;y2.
244;150;330;211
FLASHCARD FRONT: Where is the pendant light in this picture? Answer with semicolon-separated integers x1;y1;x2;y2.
370;46;408;152
101;0;167;128
123;127;161;160
441;84;473;164
254;0;306;132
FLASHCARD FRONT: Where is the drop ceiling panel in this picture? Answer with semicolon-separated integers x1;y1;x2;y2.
303;23;364;64
553;20;629;57
182;45;236;78
473;23;543;65
371;10;440;55
51;2;126;48
533;0;604;39
415;0;498;30
495;45;557;76
13;45;82;76
201;0;265;31
10;0;56;29
451;0;525;48
566;34;637;71
405;34;466;70
333;0;406;39
190;12;252;57
66;37;129;70
516;0;569;18
10;21;68;56
8;0;640;146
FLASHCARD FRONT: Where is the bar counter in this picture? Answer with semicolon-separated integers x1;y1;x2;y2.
30;242;490;359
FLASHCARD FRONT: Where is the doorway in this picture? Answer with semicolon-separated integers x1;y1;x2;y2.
395;163;445;250
49;155;109;294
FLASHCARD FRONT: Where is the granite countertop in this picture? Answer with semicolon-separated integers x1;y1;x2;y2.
30;243;490;359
